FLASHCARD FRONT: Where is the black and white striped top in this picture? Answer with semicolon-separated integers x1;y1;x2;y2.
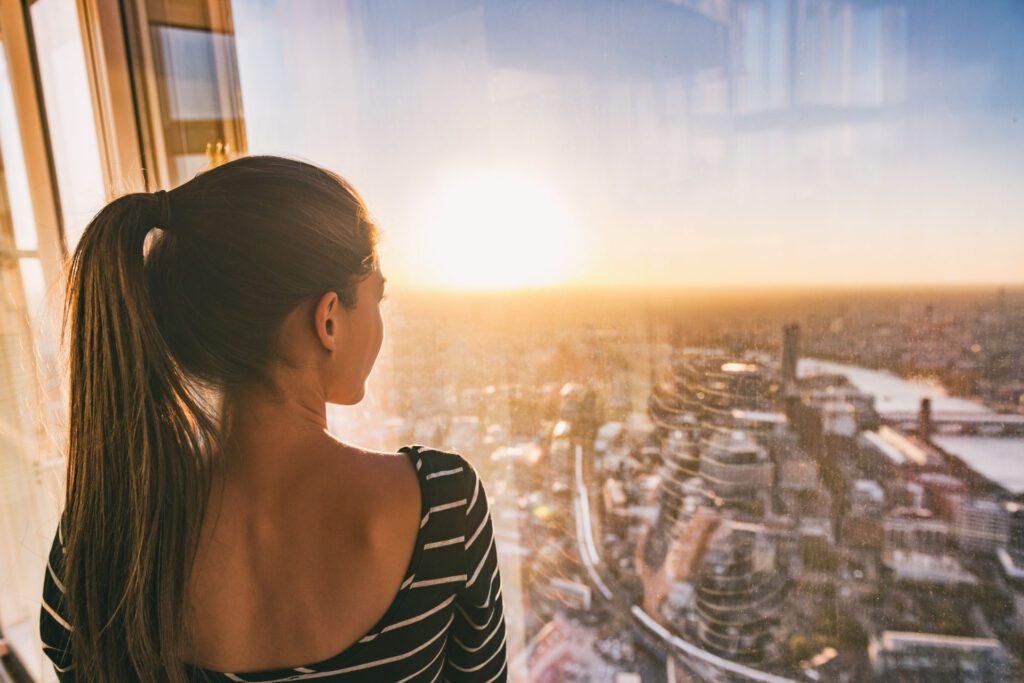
40;444;509;682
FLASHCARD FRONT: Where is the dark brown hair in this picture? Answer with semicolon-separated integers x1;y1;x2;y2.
62;155;379;681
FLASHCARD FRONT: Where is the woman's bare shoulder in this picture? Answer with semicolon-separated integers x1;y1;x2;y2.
332;445;422;519
337;444;417;475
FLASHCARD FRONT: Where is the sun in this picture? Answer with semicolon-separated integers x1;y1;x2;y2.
407;167;585;290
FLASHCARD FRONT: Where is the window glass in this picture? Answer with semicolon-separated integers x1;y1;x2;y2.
0;253;49;670
0;45;37;250
154;24;239;181
0;23;64;680
134;0;245;187
29;0;107;250
82;1;1024;680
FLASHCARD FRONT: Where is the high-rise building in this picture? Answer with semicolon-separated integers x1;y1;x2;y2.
782;323;801;390
869;631;1009;681
699;429;773;514
694;530;783;664
954;498;1010;554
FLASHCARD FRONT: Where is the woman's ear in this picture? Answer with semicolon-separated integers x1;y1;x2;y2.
314;291;341;352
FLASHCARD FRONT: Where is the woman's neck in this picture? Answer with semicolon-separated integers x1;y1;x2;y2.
217;380;337;493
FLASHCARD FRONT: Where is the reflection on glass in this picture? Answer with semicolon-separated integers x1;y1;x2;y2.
29;0;106;251
226;1;1023;289
0;42;58;682
117;1;1024;680
134;0;246;185
0;44;37;250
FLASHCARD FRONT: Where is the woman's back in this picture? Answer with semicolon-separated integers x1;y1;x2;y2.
184;442;423;671
42;445;509;681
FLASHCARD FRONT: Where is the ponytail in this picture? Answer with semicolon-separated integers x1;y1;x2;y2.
63;191;217;682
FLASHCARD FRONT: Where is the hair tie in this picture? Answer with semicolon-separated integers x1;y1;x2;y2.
153;189;173;230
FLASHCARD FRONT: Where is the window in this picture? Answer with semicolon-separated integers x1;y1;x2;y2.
123;0;245;187
29;0;106;251
0;13;65;681
4;1;1023;680
194;2;1024;678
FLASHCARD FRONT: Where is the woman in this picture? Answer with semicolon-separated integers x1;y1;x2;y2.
39;156;508;682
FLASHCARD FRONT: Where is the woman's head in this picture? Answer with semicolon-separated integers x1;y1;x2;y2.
146;154;383;403
60;155;382;681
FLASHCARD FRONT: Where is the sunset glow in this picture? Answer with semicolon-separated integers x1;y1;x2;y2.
406;167;585;290
233;2;1024;291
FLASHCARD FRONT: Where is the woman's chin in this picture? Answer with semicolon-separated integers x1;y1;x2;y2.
328;384;366;406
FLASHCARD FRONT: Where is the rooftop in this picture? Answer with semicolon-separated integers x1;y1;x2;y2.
878;631;1005;652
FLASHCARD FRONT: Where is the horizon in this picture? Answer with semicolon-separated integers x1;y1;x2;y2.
386;281;1024;296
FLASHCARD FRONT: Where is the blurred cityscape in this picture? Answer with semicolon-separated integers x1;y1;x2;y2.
334;286;1024;682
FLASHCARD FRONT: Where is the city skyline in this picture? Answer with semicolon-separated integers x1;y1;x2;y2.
345;283;1024;681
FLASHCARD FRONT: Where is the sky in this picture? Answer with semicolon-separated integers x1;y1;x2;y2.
229;0;1024;290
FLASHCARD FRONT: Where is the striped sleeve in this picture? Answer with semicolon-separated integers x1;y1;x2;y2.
39;516;76;682
442;457;508;682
